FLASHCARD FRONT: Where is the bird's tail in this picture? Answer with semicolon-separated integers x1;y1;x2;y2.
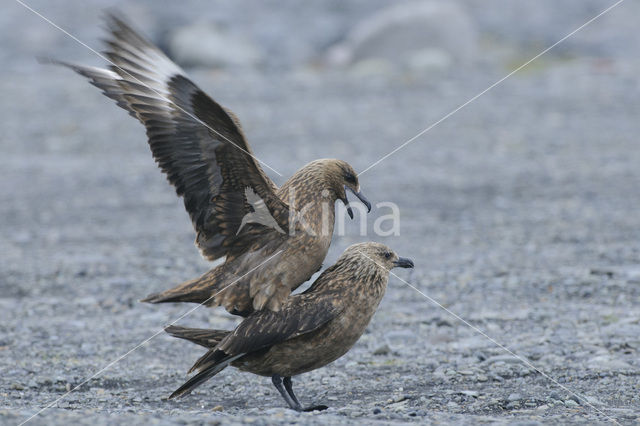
165;325;230;349
169;350;244;399
141;274;219;305
141;267;253;316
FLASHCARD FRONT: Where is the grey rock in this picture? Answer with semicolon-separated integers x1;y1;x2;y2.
474;351;488;362
549;392;563;401
506;402;519;410
587;355;633;372
582;396;603;406
507;393;522;402
326;1;477;71
372;344;391;356
484;354;527;365
489;374;505;383
347;59;395;79
568;394;581;405
167;21;263;69
565;399;579;408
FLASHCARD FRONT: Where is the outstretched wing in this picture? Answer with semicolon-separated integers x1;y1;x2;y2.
54;14;288;260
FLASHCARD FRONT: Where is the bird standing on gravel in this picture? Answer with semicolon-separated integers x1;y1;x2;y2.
165;242;414;411
49;14;371;315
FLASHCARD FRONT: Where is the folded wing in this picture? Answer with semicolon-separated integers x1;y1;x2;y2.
169;292;343;398
192;290;342;371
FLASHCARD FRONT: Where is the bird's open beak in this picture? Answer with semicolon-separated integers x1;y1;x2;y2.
393;257;414;268
344;186;372;220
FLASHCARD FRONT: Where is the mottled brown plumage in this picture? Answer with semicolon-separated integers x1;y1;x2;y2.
50;14;371;314
166;242;414;411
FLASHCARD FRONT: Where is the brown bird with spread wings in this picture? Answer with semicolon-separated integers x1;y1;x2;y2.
166;242;414;411
51;14;371;315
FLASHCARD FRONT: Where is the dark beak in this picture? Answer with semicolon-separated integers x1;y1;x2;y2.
344;186;372;220
393;257;414;269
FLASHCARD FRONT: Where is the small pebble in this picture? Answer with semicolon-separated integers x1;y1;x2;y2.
507;393;522;402
372;344;391;356
474;351;487;361
490;374;504;382
549;392;562;400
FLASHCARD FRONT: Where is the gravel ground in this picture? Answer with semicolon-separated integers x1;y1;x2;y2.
2;1;640;425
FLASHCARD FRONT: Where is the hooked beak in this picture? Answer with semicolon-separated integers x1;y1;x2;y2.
393;257;414;269
344;186;372;220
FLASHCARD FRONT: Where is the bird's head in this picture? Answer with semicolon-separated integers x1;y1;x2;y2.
310;242;413;294
344;242;414;272
316;159;371;219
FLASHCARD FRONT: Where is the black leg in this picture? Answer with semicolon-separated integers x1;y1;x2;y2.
283;376;301;406
272;374;303;411
282;376;328;412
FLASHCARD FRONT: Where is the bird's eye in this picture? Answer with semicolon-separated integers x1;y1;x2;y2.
344;173;357;184
384;252;392;259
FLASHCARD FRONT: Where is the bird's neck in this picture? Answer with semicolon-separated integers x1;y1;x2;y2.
310;262;390;302
278;173;338;238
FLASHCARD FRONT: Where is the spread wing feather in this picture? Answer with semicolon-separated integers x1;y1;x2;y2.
52;14;289;260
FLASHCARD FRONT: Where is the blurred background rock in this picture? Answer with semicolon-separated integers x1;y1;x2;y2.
4;0;640;71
